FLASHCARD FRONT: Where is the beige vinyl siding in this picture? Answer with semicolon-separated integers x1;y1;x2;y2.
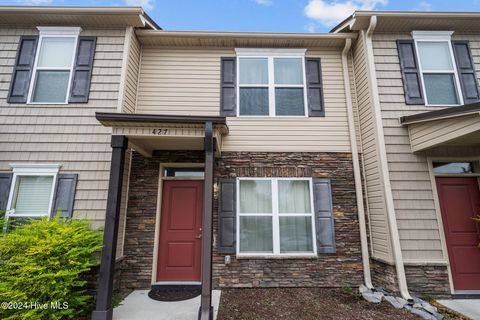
136;47;352;152
408;115;480;152
0;27;126;229
121;28;141;113
136;47;233;116
370;32;472;263
352;31;393;262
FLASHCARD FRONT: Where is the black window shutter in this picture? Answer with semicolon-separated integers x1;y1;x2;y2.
50;174;78;219
452;41;480;104
0;173;13;214
7;36;38;103
397;40;425;105
218;178;236;254
305;58;325;117
312;178;336;254
69;36;96;103
220;57;236;116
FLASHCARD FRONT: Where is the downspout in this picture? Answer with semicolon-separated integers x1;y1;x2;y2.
341;38;373;289
364;16;413;301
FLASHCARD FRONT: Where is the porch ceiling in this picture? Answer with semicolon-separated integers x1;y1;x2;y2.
400;104;480;153
95;112;228;157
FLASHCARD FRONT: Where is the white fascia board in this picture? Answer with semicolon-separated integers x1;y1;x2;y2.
37;26;82;36
235;48;307;56
10;163;62;174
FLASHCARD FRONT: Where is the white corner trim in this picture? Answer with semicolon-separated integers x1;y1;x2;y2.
37;26;82;36
10;163;61;174
411;30;454;40
235;48;306;56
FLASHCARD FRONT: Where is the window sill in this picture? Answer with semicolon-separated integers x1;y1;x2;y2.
26;102;69;105
236;254;317;260
236;115;308;118
424;104;461;107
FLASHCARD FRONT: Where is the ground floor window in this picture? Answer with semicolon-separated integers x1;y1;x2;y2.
237;178;316;256
4;164;60;229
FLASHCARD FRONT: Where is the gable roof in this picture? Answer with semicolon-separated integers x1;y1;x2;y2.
0;6;160;29
331;11;480;33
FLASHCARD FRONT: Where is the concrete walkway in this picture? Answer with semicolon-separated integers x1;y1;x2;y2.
437;299;480;320
113;290;221;320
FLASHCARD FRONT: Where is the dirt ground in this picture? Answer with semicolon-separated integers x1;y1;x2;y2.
217;288;423;320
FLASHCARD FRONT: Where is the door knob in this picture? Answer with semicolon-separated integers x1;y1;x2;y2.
196;228;202;239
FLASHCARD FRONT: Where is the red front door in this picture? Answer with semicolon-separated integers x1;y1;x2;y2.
436;177;480;290
157;180;203;281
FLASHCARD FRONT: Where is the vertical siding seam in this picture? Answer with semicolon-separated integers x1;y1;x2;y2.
117;26;132;113
133;39;143;114
363;29;395;261
350;45;374;256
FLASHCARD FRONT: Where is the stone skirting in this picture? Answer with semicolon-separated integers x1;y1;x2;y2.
405;265;450;298
370;258;398;294
119;151;364;292
371;258;450;297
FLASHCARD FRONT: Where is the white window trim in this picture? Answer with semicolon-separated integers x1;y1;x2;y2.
235;48;308;117
236;177;317;257
4;164;61;222
411;31;464;107
27;26;82;105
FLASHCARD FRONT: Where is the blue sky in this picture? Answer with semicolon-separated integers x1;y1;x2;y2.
2;0;480;32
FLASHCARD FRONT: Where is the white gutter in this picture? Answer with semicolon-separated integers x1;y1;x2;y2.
364;15;413;300
341;38;373;290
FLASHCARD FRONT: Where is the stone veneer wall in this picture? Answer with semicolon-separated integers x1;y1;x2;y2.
119;151;364;292
405;265;450;297
213;152;363;288
370;259;450;297
370;258;398;294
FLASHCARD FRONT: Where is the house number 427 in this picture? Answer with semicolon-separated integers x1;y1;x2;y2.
151;128;169;135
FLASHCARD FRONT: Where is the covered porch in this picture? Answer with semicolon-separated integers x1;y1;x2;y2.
401;103;480;294
91;113;228;320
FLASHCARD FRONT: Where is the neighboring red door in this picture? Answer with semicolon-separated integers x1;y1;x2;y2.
436;177;480;290
157;180;203;281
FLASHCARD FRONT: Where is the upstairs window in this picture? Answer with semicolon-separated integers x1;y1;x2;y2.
236;49;307;116
28;27;81;104
412;31;463;106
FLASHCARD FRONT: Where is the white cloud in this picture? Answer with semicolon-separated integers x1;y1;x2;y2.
254;0;273;6
304;0;387;26
417;1;432;10
125;0;154;11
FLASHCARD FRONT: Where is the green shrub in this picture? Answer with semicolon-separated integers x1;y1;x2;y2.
0;216;103;320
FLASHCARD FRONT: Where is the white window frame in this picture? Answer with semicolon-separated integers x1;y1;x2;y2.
27;26;82;105
236;177;317;257
411;31;464;107
4;164;61;224
235;48;308;117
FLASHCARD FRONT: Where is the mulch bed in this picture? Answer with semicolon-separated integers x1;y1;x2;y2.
217;288;422;320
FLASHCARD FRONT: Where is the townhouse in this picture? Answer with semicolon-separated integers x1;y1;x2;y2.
334;11;480;298
95;30;371;319
0;6;479;320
